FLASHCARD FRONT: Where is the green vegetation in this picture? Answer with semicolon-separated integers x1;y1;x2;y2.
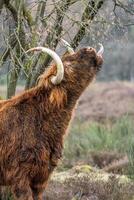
61;116;134;176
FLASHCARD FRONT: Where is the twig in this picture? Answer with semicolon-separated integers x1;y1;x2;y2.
71;0;105;49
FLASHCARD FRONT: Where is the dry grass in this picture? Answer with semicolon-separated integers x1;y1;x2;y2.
46;165;134;200
75;81;134;122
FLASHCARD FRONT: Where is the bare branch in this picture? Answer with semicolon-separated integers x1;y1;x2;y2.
23;6;34;28
40;0;47;27
0;0;4;14
113;0;134;15
27;0;74;88
45;0;73;48
71;0;105;49
4;0;18;23
0;34;17;65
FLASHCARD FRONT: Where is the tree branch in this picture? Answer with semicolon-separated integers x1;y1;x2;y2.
0;0;4;14
113;0;134;15
39;0;47;27
71;0;104;49
4;0;18;24
45;0;72;48
0;0;18;65
23;6;34;29
6;0;26;98
27;0;74;88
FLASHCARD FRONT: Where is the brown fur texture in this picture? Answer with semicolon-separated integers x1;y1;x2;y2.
0;48;103;200
0;99;11;109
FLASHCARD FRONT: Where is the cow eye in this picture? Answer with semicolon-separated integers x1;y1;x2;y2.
79;51;87;59
91;57;97;65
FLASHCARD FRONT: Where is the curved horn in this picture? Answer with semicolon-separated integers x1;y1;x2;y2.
97;43;104;56
26;47;64;85
61;39;74;53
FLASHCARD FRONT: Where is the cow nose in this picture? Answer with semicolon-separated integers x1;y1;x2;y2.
87;47;92;50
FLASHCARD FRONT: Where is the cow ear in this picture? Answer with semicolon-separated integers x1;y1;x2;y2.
49;87;67;108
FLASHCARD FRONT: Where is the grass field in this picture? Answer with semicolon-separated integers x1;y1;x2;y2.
61;117;134;177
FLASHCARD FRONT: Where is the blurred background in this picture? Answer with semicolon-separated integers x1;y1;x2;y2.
0;0;134;199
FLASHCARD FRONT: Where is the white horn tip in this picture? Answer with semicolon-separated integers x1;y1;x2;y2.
61;39;68;45
97;43;104;55
61;39;74;53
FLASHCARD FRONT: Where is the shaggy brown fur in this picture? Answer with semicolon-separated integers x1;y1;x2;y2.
0;99;11;109
0;47;103;200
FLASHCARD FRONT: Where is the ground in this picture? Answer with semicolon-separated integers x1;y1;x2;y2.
45;165;134;200
75;81;134;122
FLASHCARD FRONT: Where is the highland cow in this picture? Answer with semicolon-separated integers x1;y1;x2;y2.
0;43;104;200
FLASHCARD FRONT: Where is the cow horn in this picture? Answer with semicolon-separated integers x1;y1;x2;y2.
26;47;64;85
97;43;104;56
61;39;74;53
